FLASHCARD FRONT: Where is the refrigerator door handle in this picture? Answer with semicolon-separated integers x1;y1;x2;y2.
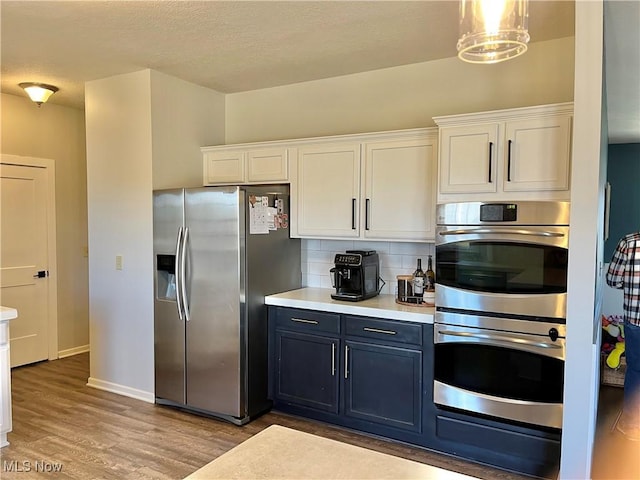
180;226;191;322
175;227;185;321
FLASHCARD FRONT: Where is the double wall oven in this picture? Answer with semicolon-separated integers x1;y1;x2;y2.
434;201;569;430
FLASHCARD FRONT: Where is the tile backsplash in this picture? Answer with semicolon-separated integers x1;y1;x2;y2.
301;239;435;295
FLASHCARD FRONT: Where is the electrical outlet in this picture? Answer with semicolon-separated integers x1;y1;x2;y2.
115;255;123;270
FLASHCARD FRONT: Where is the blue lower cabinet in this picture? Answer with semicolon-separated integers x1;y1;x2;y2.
268;307;559;478
274;330;339;413
429;409;561;478
270;307;425;442
343;340;422;432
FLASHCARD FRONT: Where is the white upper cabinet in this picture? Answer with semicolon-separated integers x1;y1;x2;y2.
295;143;361;238
438;123;499;195
291;129;438;242
202;149;245;184
202;145;288;185
503;116;572;192
202;128;437;242
435;103;573;202
363;137;437;240
246;148;289;183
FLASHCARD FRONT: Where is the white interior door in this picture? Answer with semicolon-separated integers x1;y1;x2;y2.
0;163;51;367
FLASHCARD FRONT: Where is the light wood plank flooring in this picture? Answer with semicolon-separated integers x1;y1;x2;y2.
0;353;626;480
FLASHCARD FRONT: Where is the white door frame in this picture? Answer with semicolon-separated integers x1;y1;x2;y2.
1;154;58;361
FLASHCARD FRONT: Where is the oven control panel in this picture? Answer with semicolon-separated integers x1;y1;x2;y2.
479;203;517;222
436;201;570;226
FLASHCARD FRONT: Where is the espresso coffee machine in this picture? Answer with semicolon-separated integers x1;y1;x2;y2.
330;250;380;301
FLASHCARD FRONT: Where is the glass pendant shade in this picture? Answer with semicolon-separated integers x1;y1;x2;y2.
18;82;59;106
457;0;530;64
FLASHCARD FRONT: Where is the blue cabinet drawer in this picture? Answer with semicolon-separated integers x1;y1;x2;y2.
344;315;422;346
276;307;340;334
434;414;561;475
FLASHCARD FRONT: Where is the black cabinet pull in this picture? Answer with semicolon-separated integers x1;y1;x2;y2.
291;317;318;325
363;327;396;335
488;141;493;183
507;139;512;182
351;198;356;230
331;343;336;376
365;198;370;230
344;345;349;379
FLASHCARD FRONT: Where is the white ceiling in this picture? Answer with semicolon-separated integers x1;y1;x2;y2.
0;1;637;143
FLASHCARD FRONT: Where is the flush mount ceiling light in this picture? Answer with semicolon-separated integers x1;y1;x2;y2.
18;82;59;106
457;0;530;64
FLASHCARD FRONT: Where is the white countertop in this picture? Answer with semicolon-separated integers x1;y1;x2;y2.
0;306;18;323
265;287;434;324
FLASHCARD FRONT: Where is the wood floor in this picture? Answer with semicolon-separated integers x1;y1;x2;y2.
0;353;631;480
591;385;640;480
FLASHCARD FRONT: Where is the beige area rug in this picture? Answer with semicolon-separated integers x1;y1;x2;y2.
185;425;478;479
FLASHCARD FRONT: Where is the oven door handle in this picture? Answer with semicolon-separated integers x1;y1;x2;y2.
439;228;565;238
437;329;563;351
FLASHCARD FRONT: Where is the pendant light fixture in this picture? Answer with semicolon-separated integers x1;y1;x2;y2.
18;82;59;106
457;0;530;64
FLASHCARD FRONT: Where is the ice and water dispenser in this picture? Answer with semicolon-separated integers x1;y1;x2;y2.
156;254;177;301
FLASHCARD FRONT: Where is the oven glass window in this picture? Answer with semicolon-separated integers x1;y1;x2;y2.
436;241;568;294
434;343;564;403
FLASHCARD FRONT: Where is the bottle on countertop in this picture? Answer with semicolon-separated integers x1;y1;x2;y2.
413;258;425;303
426;255;435;292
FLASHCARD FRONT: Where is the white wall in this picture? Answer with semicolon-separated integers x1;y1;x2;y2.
226;37;575;143
85;69;226;401
1;92;89;356
150;70;225;189
561;2;605;478
85;70;155;400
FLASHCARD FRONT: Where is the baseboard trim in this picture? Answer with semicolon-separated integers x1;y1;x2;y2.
87;377;155;404
58;344;90;358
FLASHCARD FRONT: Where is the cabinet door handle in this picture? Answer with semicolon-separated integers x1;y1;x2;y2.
291;317;318;325
351;198;357;230
331;342;336;376
488;141;493;183
365;198;370;230
344;345;349;379
363;327;397;335
507;139;512;182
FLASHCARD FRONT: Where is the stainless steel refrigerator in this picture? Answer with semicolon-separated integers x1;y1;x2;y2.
153;185;300;425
